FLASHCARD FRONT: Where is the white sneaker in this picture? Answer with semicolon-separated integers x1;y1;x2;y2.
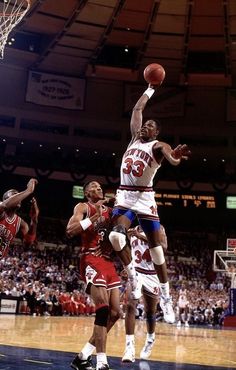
185;321;189;327
139;361;151;370
177;320;181;327
122;346;135;363
160;296;175;324
140;339;155;360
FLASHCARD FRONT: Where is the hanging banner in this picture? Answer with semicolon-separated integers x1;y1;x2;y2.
26;71;86;110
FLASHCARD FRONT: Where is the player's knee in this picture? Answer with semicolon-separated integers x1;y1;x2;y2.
109;225;127;252
94;305;109;327
149;245;165;265
110;307;120;323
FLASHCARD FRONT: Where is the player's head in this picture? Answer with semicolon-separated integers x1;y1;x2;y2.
2;189;21;209
83;181;103;201
2;189;19;201
139;119;161;141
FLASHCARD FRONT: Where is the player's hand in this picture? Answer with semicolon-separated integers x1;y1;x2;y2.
29;197;39;222
171;144;191;160
94;198;109;216
27;178;38;193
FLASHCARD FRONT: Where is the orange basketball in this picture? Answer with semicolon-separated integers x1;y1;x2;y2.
143;63;165;85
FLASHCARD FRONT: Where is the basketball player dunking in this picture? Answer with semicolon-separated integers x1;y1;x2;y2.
109;83;191;321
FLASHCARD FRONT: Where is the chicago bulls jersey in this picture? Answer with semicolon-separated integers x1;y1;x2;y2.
0;213;21;258
80;202;113;258
120;139;161;190
130;227;156;275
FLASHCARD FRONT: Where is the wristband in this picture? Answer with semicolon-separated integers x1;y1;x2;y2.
143;87;155;99
80;218;92;230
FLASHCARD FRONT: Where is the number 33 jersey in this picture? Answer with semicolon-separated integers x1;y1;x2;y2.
120;139;161;190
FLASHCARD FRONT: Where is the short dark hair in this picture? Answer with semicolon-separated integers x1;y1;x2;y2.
83;181;93;193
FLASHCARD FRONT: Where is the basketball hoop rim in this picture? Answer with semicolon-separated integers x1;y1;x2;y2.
0;0;30;17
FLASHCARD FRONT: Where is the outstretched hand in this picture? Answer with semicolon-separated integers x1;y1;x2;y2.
171;144;191;160
94;198;109;216
27;178;38;194
29;197;39;222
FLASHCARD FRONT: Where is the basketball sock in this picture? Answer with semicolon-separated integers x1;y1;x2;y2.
126;334;135;347
160;281;170;298
80;342;96;359
147;333;155;342
96;352;108;368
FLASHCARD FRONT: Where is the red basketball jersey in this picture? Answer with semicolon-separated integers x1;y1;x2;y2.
80;202;113;258
0;213;21;258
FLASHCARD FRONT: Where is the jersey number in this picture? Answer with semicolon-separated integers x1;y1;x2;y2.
123;158;145;177
134;248;152;264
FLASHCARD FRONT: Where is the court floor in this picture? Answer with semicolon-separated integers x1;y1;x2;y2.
0;315;235;370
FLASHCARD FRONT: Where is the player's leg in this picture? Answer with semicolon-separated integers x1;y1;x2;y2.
122;283;140;363
140;291;158;360
109;209;138;288
138;218;175;324
71;260;110;370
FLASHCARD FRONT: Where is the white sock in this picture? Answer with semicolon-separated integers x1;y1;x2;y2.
160;281;170;298
80;342;96;359
147;333;155;342
96;352;107;369
126;334;135;347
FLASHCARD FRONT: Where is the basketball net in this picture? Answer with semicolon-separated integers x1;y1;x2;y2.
0;0;30;59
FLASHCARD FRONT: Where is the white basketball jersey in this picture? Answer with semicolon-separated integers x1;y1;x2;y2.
120;139;161;189
130;228;156;274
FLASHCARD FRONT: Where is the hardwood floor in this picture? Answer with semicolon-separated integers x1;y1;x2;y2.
0;315;235;369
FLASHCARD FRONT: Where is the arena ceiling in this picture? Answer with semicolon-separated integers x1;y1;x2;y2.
2;0;236;87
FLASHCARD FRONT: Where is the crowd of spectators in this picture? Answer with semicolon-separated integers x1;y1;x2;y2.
0;220;233;327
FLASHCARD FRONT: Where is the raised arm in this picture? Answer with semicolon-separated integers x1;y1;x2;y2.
130;84;156;139
66;199;107;238
0;178;38;215
22;197;39;245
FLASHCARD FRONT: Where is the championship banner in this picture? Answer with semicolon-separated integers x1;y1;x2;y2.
26;71;86;110
124;84;186;117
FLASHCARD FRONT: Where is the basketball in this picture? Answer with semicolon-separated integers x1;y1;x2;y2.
143;63;165;85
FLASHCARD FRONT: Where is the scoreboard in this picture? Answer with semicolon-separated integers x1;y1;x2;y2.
155;192;216;208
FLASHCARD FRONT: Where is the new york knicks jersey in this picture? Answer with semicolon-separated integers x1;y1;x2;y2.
120;139;161;190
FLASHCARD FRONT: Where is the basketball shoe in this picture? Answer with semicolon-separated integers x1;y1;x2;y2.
97;364;109;370
122;346;135;363
160;296;175;324
70;354;94;370
140;339;155;360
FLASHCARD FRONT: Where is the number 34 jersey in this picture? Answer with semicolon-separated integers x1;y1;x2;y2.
130;230;156;275
120;139;161;190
